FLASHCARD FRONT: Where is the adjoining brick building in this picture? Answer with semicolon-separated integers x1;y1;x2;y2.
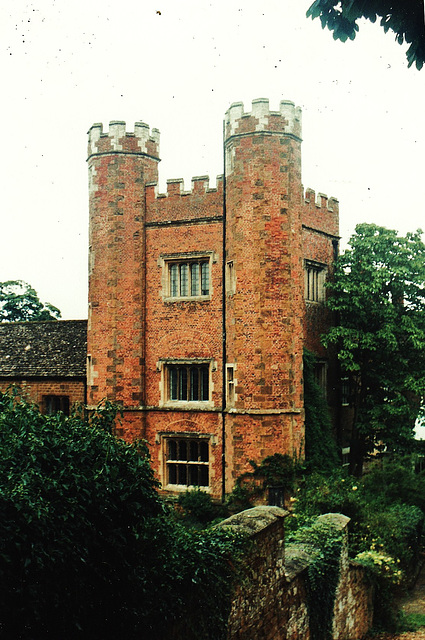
87;98;340;499
0;320;87;413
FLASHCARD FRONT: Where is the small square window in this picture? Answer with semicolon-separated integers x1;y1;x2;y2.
43;395;70;416
165;436;210;488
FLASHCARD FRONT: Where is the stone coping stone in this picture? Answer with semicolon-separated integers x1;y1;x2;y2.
217;506;289;537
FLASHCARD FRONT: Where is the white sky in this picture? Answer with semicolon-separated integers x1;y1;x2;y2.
1;0;424;321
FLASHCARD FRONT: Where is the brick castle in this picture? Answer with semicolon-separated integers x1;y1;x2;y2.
86;98;339;499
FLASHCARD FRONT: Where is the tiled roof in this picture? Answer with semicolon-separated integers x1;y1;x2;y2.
0;320;87;378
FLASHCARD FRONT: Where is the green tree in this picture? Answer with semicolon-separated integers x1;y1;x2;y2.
0;390;241;639
0;280;61;322
323;223;425;474
307;0;425;69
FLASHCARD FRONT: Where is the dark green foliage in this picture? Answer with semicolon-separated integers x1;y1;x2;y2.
295;470;363;524
359;456;425;572
0;280;61;322
366;503;424;571
294;459;425;567
397;612;425;632
0;389;163;638
323;224;425;473
176;488;219;526
291;456;425;632
226;453;297;510
361;455;425;513
225;475;260;511
251;453;296;493
89;398;124;434
303;350;340;472
0;390;245;639
306;0;425;69
166;526;247;640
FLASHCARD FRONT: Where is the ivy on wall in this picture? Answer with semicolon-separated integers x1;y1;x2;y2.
290;518;344;640
303;349;340;472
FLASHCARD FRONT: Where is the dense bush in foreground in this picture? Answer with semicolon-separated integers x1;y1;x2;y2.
0;390;242;639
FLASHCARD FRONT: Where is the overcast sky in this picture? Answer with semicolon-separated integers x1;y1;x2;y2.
1;0;424;321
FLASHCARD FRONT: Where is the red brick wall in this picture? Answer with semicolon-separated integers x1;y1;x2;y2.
0;379;85;412
146;175;223;223
143;179;225;496
302;188;339;357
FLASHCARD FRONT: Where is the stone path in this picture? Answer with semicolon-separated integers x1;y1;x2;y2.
376;553;425;640
400;554;425;618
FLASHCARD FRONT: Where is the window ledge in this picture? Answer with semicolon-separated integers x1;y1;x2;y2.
163;295;211;303
164;484;211;493
162;400;214;409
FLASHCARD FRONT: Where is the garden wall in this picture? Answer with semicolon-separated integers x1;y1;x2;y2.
218;507;373;640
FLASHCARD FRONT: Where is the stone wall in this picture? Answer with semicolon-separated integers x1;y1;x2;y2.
218;507;373;640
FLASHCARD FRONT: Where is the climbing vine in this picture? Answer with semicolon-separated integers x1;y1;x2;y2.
303;349;340;473
291;519;344;640
226;453;297;510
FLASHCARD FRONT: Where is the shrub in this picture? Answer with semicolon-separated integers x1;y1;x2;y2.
355;548;404;632
0;389;245;639
176;488;220;526
363;503;424;572
294;470;363;524
361;455;425;512
293;456;425;633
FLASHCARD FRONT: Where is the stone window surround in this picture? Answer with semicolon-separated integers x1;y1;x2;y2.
304;259;327;303
155;431;217;492
158;251;217;302
157;358;216;408
226;363;237;407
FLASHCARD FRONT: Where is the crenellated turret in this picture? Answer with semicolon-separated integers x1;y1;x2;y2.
87;118;160;436
223;98;305;486
87;120;160;160
225;98;302;146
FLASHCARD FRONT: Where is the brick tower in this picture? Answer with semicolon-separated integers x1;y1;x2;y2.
85;100;338;500
87;121;160;439
223;99;305;490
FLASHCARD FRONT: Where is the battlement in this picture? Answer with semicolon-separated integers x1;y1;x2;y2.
87;121;160;159
304;188;339;213
225;98;302;141
302;188;339;237
146;175;224;200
